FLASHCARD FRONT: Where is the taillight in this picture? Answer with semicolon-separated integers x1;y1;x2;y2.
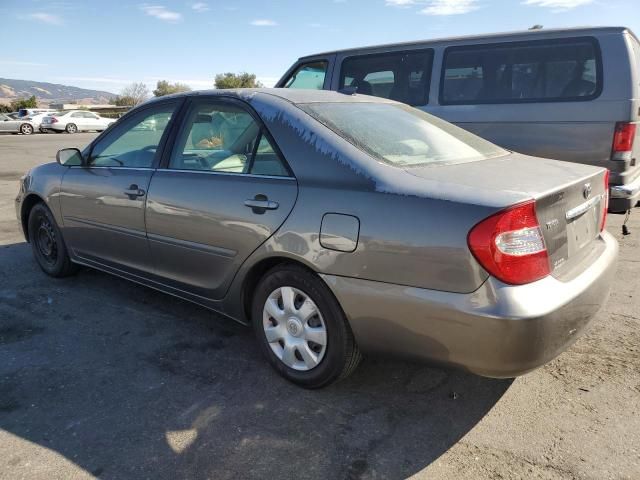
601;169;609;232
51;117;58;124
611;122;636;160
468;200;550;285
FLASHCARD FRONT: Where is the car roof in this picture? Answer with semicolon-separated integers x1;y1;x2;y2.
146;88;396;106
297;26;636;59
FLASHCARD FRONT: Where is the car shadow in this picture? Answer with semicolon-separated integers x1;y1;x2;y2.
0;242;513;479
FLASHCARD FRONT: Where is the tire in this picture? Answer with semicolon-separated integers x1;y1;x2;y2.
65;123;77;134
20;123;33;135
28;203;78;278
252;264;362;388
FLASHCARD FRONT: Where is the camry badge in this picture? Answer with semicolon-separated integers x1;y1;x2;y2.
582;183;592;199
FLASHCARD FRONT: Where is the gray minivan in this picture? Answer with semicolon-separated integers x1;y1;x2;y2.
277;27;640;212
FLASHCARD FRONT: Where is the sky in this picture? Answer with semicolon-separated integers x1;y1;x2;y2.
1;0;639;95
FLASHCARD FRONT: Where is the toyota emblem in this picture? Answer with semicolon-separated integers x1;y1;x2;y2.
582;183;592;199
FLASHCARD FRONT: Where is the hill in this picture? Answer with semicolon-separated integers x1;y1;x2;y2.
0;78;116;105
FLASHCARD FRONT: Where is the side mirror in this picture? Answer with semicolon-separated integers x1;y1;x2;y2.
56;148;84;166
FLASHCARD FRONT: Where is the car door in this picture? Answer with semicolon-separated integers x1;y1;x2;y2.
0;114;13;131
145;97;298;300
84;112;103;130
67;112;86;131
59;99;182;274
79;112;94;130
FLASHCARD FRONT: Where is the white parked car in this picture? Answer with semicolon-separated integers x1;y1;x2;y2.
26;112;56;132
40;110;116;134
0;112;36;134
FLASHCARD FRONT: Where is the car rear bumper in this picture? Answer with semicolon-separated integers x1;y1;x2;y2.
42;123;65;131
321;231;618;378
609;173;640;211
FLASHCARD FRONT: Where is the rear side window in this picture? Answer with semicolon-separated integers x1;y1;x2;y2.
339;49;433;106
441;37;602;105
170;100;290;177
284;61;328;89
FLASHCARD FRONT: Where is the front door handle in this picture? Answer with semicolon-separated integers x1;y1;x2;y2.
124;184;146;199
244;199;279;210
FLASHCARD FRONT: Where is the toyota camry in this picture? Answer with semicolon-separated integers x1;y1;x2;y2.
15;89;618;388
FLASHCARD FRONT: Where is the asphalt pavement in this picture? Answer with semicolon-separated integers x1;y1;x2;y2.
0;132;639;479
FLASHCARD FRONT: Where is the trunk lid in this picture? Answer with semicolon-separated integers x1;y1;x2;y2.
406;152;607;276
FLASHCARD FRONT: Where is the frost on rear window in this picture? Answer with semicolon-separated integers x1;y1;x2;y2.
298;102;506;167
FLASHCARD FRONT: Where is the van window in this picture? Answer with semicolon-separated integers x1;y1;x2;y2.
284;61;328;89
339;49;434;106
441;37;602;105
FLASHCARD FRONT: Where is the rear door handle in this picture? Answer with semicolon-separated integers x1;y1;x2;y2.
244;199;279;210
124;184;146;199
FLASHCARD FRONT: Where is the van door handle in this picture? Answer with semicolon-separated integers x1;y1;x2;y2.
244;199;279;210
124;184;146;199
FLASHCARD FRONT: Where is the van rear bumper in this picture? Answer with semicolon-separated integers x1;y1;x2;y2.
610;173;640;211
322;231;618;378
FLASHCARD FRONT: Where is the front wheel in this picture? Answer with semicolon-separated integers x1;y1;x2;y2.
65;123;77;134
20;123;33;135
252;264;361;388
28;203;78;277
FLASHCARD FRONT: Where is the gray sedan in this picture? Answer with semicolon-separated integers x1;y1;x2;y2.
15;89;617;388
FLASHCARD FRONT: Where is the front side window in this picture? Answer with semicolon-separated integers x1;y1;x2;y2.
89;103;177;168
340;49;433;106
284;61;328;89
441;37;602;104
299;102;506;167
170;101;289;176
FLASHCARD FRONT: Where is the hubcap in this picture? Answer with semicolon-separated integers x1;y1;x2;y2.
262;286;327;371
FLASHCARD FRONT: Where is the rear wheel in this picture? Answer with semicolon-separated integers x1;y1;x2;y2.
20;124;33;135
65;123;77;134
252;264;361;388
28;203;78;277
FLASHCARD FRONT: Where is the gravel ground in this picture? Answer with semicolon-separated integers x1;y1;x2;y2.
0;133;638;480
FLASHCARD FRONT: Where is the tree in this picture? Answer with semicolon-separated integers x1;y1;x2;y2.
113;96;136;107
214;72;263;89
119;82;150;106
153;80;191;97
10;95;38;111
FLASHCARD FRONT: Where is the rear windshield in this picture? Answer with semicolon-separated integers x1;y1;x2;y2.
298;102;506;167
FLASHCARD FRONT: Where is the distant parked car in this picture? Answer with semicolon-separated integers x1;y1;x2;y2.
17;108;56;118
16;89;617;388
0;112;36;134
279;26;640;212
27;112;55;132
40;110;116;134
